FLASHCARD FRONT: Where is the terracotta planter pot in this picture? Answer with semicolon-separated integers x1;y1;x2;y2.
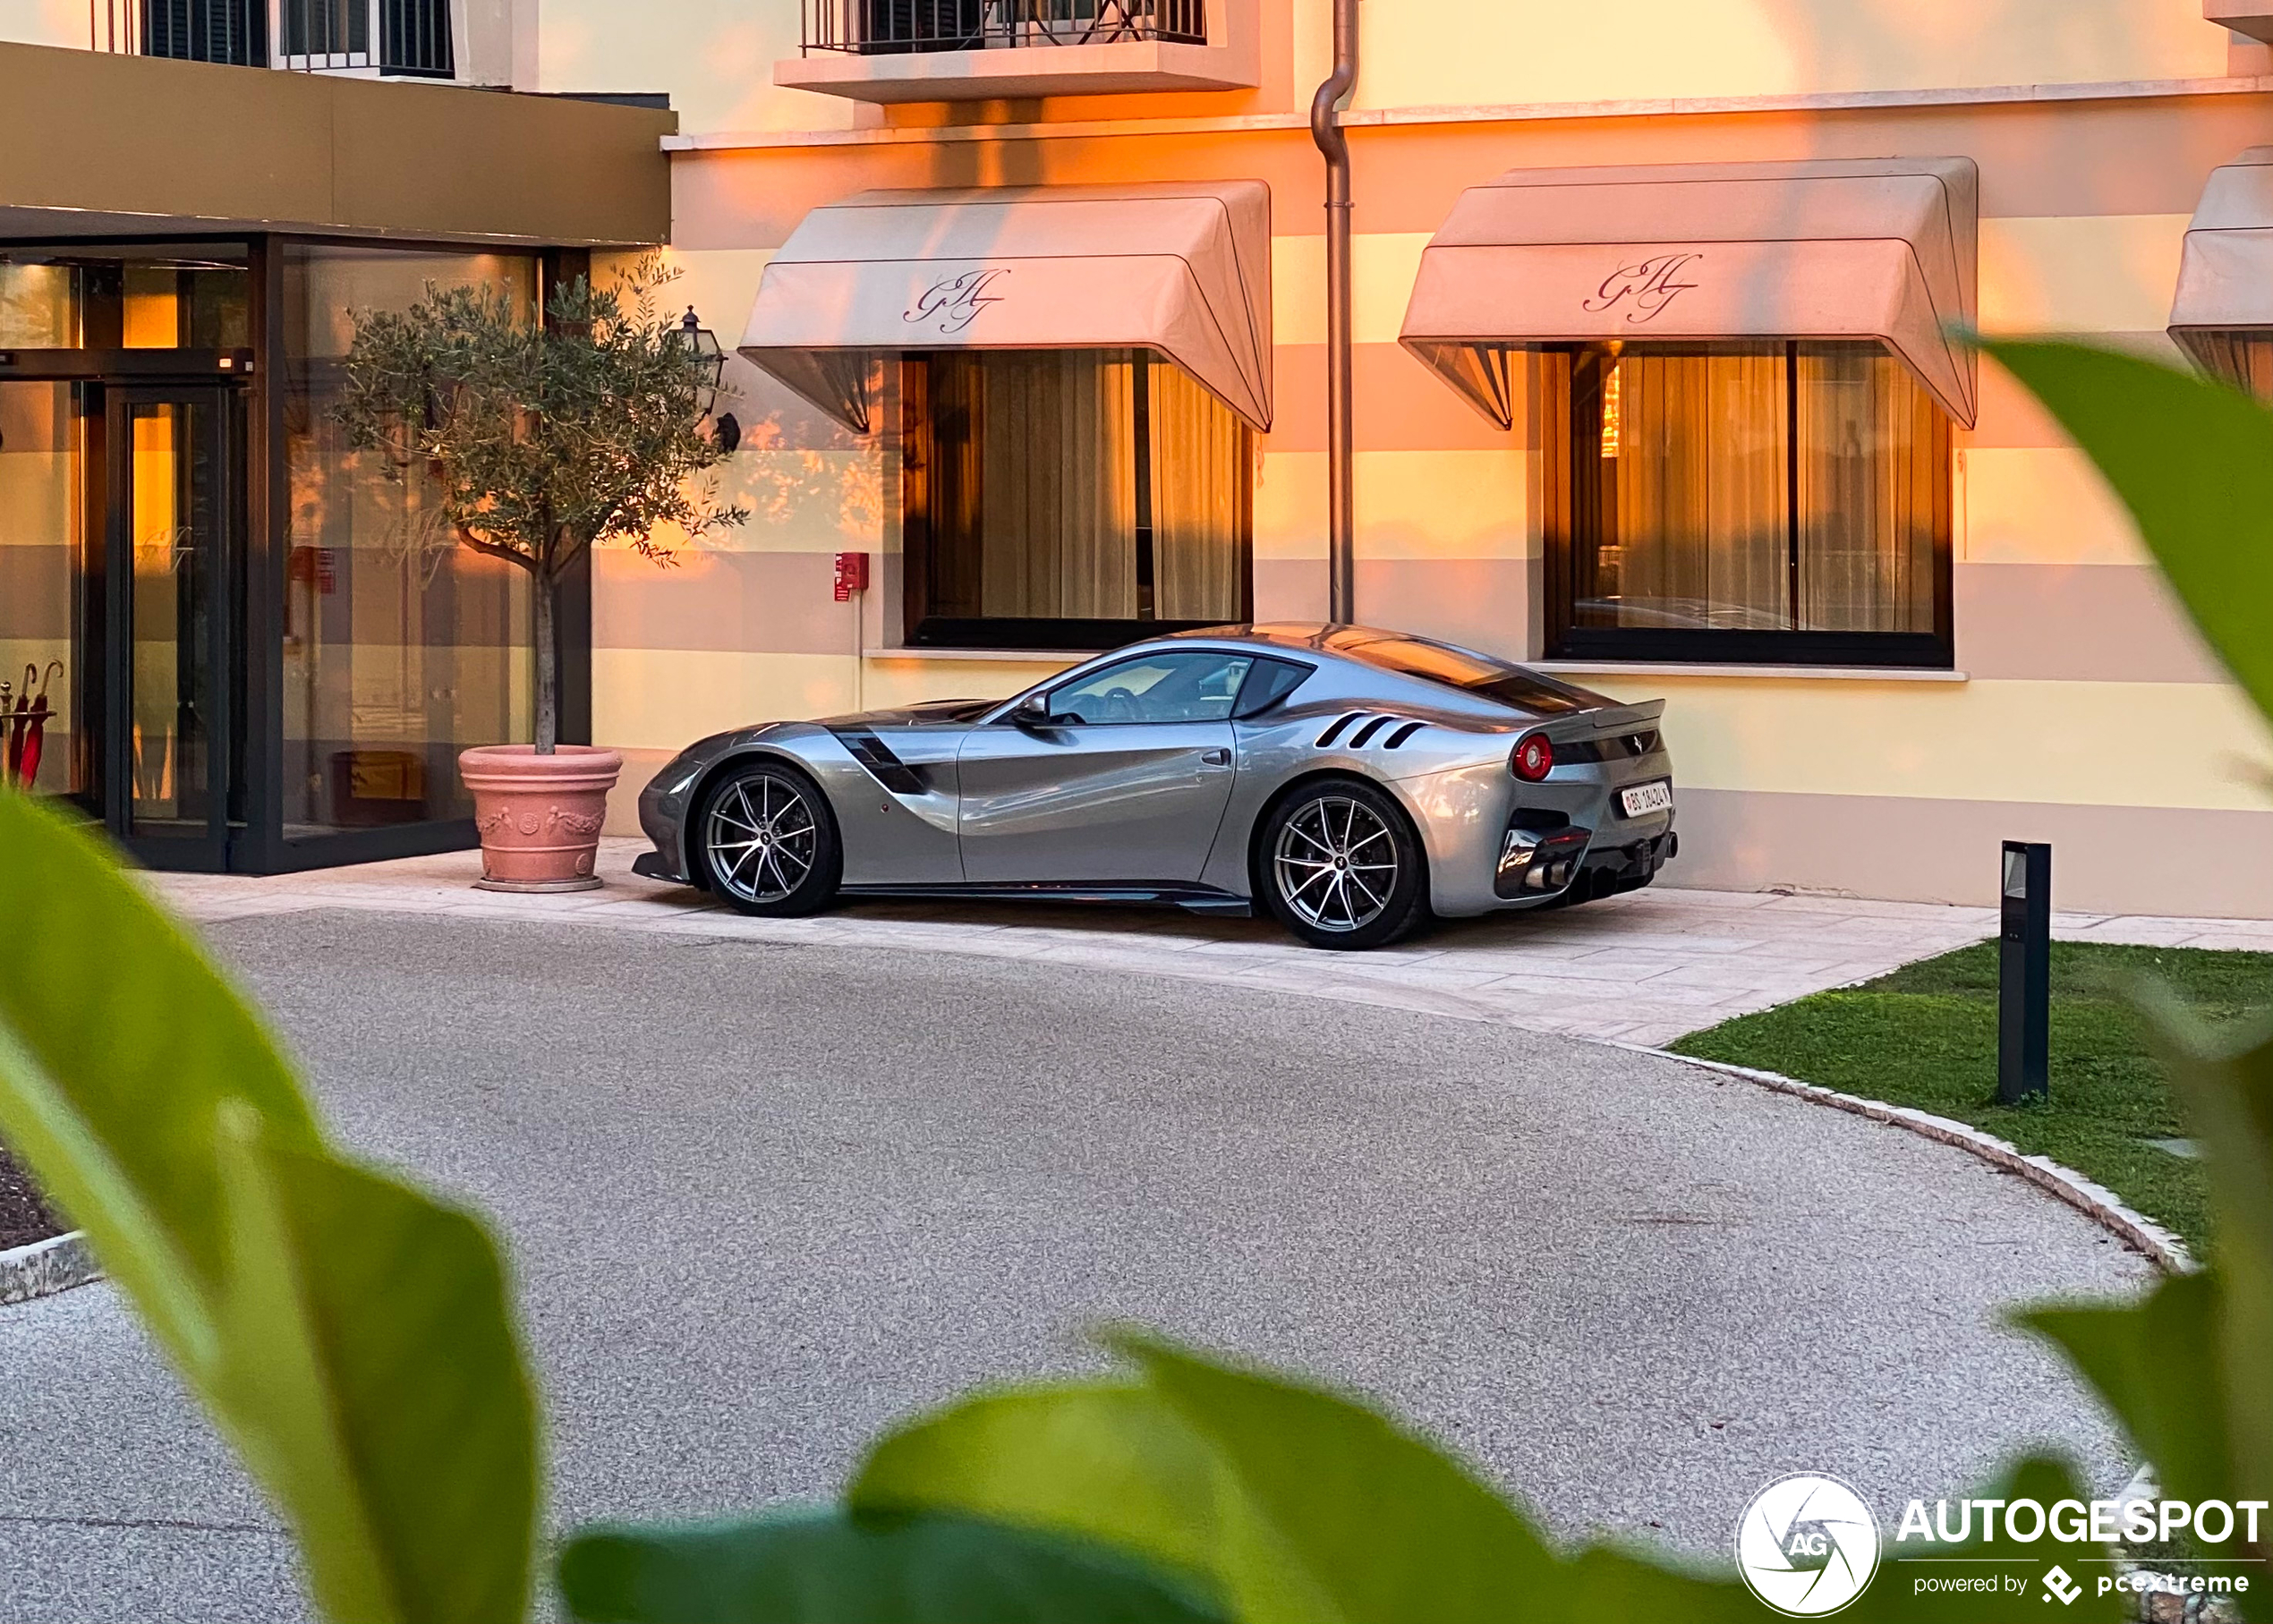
457;744;624;893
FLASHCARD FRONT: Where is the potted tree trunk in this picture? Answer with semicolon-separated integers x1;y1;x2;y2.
336;258;744;891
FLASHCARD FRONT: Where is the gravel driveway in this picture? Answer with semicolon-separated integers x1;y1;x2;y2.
0;909;2154;1622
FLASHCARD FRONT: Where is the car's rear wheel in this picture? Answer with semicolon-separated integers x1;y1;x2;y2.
697;760;841;917
1257;778;1431;950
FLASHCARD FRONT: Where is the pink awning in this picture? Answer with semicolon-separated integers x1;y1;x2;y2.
2170;146;2273;387
1399;157;1979;429
738;180;1273;434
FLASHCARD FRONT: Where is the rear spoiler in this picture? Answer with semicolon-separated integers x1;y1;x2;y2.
1538;699;1665;744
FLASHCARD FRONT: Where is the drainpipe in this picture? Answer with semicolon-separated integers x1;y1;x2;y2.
1308;0;1358;624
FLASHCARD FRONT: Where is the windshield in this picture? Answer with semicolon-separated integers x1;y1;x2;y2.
1324;629;1596;715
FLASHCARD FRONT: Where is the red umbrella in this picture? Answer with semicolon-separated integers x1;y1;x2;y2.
3;667;25;788
15;662;59;790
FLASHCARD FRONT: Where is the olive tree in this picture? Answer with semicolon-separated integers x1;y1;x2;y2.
335;255;745;753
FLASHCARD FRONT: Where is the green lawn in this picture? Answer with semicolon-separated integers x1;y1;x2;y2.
1668;940;2273;1258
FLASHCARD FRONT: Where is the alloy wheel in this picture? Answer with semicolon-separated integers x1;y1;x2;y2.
704;774;819;905
1272;795;1400;933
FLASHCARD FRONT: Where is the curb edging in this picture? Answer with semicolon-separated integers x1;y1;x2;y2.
0;1230;102;1305
1629;1045;2197;1275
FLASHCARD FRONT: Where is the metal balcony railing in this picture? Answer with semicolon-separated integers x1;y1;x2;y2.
89;0;453;76
92;0;264;64
802;0;1205;55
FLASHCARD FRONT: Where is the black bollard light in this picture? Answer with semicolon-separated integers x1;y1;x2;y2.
1997;841;2051;1104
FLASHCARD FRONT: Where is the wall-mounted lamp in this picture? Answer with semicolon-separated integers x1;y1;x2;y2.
669;306;740;454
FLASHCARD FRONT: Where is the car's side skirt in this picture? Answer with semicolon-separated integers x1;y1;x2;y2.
838;880;1253;917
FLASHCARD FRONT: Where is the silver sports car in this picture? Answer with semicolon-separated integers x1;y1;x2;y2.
631;624;1676;949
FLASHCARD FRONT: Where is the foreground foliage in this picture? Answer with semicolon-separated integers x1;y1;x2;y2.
0;337;2269;1620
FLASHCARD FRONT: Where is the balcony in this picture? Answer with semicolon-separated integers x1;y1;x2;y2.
88;0;514;83
779;0;1257;103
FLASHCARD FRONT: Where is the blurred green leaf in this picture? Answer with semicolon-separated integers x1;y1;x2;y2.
1104;1329;1566;1624
1557;1543;1758;1619
854;1382;1231;1590
861;1333;1754;1622
1985;336;2273;1611
2024;1275;2269;1620
558;1507;1231;1624
2142;1016;2273;1515
2023;1273;2228;1518
214;1106;538;1624
1979;340;2273;719
0;794;320;1369
0;797;539;1624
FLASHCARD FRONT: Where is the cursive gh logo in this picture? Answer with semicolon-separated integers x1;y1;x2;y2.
904;268;1009;336
1735;1474;1881;1617
1582;251;1703;322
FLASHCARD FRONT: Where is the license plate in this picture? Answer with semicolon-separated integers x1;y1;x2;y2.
1620;779;1673;818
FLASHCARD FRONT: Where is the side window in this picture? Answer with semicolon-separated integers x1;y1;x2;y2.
1233;657;1313;718
1051;651;1256;725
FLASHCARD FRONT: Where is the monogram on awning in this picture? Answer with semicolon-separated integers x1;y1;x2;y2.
1398;157;1979;429
736;180;1273;434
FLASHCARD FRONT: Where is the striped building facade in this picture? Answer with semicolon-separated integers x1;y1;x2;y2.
562;0;2273;917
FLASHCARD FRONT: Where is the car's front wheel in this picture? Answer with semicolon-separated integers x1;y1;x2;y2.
696;760;841;917
1256;778;1431;950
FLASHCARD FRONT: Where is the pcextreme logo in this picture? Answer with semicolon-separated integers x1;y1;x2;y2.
1735;1474;1882;1616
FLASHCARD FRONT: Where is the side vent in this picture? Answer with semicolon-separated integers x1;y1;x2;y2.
1315;711;1363;748
1347;715;1394;749
1383;720;1426;749
832;728;926;795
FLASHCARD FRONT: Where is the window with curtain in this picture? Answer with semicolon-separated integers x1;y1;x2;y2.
2179;332;2273;400
1548;341;1952;667
901;348;1252;649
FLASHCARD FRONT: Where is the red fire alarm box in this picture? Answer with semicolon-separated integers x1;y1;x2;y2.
833;551;869;602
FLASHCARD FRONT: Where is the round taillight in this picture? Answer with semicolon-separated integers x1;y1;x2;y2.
1511;734;1554;782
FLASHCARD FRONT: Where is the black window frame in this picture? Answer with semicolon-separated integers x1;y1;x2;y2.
898;349;1256;652
1541;341;1955;670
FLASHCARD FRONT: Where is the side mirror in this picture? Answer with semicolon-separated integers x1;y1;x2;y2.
1010;692;1055;729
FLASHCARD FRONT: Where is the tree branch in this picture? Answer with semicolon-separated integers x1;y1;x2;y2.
454;524;536;572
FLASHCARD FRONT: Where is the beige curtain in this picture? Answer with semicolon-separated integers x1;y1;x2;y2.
967;351;1137;619
1795;347;1944;633
922;349;1248;624
1609;349;1788;629
1149;359;1248;621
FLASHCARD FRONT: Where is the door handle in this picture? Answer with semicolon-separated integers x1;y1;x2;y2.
1200;748;1231;767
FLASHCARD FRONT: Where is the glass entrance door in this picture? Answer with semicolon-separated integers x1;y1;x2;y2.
106;388;234;869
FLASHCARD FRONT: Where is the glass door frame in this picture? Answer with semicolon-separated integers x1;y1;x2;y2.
2;232;593;875
102;383;243;872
